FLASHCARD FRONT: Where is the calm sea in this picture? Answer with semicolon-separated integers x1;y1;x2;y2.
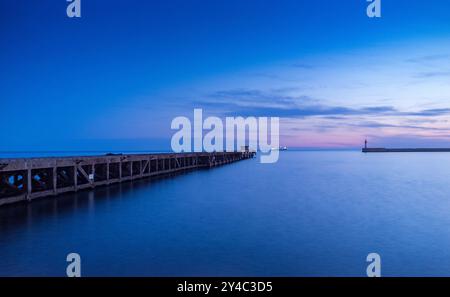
1;151;450;276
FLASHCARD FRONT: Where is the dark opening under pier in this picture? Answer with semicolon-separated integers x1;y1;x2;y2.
0;151;255;207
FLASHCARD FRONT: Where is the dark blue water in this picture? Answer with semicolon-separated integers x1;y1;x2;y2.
1;151;450;276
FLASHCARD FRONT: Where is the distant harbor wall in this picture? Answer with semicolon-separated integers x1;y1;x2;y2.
362;148;450;153
0;151;255;206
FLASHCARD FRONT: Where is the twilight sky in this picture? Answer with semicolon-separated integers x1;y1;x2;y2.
1;0;450;151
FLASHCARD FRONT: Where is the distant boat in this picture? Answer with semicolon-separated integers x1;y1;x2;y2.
271;146;288;151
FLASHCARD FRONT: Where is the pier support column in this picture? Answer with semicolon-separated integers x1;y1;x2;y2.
106;160;110;184
27;164;32;201
91;164;95;187
74;165;78;191
53;165;57;195
119;160;122;181
150;159;154;173
130;162;133;179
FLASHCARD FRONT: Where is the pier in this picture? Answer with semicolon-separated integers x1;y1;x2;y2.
361;140;450;153
362;148;450;153
0;151;255;206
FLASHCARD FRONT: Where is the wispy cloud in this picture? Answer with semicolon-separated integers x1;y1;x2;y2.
415;71;450;78
406;54;450;63
336;121;450;132
404;108;450;116
196;88;450;119
290;63;315;69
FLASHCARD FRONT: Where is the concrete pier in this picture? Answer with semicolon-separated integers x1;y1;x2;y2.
362;148;450;153
0;151;255;207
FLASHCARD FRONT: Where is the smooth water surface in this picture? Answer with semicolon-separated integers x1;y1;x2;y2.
1;151;450;276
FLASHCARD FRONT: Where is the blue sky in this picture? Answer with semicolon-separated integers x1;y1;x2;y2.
1;0;450;151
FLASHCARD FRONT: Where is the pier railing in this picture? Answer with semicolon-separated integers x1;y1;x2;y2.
0;151;255;206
